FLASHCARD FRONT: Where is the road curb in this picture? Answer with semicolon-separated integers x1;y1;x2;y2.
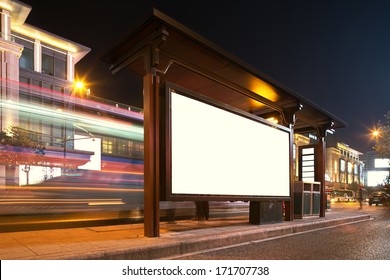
292;214;371;233
69;213;371;260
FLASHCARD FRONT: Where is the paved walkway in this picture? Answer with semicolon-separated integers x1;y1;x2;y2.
0;208;370;260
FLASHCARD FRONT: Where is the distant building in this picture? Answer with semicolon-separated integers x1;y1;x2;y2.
0;0;143;186
292;133;365;190
360;151;390;188
325;135;364;190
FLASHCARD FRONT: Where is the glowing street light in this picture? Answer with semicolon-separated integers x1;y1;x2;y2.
74;81;84;90
368;126;381;142
72;81;90;97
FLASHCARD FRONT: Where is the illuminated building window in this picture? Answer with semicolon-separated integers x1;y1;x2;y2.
117;139;127;155
20;44;34;70
14;34;34;71
134;141;144;154
102;140;113;154
126;140;144;157
42;46;67;79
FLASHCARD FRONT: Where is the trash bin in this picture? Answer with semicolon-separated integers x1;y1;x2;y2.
294;181;321;218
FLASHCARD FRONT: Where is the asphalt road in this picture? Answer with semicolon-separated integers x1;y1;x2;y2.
0;198;249;232
173;202;390;260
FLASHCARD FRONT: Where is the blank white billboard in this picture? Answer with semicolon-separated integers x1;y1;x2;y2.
367;170;389;187
374;158;390;168
169;89;291;198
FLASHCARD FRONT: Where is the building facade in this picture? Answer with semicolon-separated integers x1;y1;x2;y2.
324;135;365;195
293;133;365;193
0;0;144;187
360;151;390;188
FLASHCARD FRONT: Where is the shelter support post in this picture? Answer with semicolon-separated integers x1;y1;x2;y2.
142;31;167;238
281;107;301;222
285;123;295;221
143;73;161;237
316;127;327;218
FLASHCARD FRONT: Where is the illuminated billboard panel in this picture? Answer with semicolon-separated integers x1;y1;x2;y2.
374;158;390;168
166;85;291;199
367;170;389;187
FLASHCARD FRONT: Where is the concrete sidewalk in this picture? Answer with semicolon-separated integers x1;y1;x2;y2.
0;208;370;260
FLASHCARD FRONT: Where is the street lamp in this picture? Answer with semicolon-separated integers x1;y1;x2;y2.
74;81;84;91
369;128;380;143
62;81;90;174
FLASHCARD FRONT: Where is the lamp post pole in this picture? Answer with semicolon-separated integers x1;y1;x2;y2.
62;81;90;175
62;88;74;175
62;82;80;175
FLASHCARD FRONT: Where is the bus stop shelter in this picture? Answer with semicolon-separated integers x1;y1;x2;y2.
102;8;347;237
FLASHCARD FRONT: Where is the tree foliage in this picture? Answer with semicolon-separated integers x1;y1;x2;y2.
0;125;45;165
373;109;390;159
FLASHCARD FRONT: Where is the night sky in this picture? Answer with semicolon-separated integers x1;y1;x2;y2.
20;0;390;152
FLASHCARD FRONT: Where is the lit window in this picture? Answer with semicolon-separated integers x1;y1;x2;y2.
102;140;113;154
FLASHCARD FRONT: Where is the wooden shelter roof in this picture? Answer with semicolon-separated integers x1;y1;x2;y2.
102;8;347;134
